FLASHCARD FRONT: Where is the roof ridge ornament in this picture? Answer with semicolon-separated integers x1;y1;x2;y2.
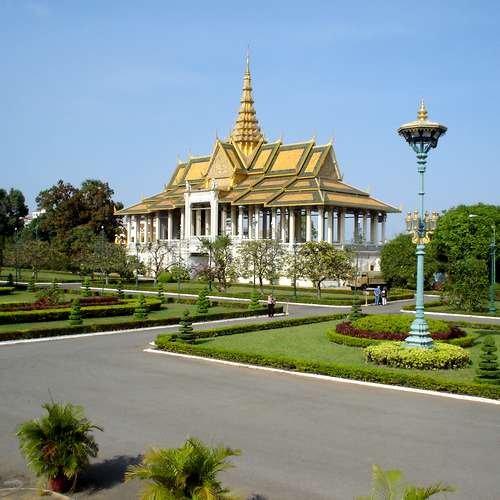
417;99;428;121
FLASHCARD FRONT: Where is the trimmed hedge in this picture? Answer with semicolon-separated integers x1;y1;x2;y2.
0;299;162;324
0;307;276;342
156;313;347;345
365;342;471;370
153;339;500;400
352;315;451;335
0;287;15;295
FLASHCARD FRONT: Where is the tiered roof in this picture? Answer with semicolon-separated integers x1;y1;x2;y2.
117;60;398;216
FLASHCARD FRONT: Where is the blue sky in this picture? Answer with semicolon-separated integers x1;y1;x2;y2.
1;0;499;237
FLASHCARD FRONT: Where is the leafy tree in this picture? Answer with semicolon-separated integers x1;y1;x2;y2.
199;235;236;292
125;437;240;499
134;294;148;320
298;241;352;297
357;464;454;500
178;310;195;343
380;234;438;289
68;299;83;326
0;187;28;268
238;239;286;291
445;257;488;312
285;244;302;298
475;336;500;384
18;239;52;280
196;287;211;314
16;402;102;492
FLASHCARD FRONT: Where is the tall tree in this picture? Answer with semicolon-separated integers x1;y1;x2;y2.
200;235;236;292
0;188;29;267
144;241;174;284
298;241;352;297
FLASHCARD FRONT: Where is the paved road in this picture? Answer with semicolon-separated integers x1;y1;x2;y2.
0;304;499;499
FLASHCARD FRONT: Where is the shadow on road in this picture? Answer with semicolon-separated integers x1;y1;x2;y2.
77;454;142;494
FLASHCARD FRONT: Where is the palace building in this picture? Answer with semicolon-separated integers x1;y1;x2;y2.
117;58;399;278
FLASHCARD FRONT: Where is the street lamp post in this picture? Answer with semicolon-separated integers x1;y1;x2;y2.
469;214;497;315
135;242;140;288
398;100;447;348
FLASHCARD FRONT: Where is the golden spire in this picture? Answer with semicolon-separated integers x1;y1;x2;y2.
417;99;428;121
230;53;265;157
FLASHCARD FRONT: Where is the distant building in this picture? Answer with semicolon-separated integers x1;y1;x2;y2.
23;209;46;225
117;58;399;279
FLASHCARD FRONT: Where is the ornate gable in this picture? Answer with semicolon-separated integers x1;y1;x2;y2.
206;141;247;190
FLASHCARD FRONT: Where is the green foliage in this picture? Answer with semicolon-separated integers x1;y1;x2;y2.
158;271;176;283
248;289;261;311
82;277;92;297
353;315;448;335
36;283;63;306
0;286;15;295
475;336;500;384
348;295;363;321
178;310;195;343
116;279;124;299
125;437;240;499
68;299;83;326
16;402;102;483
28;275;36;292
196;287;211;314
170;264;191;282
445;257;489;312
297;241;352;297
157;282;165;303
7;273;14;286
327;329;379;348
133;294;148;320
154;334;500;400
200;235;237;292
356;464;454;500
380;234;437;289
365;342;471;370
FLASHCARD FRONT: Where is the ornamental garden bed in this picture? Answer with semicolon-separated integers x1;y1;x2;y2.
153;315;500;399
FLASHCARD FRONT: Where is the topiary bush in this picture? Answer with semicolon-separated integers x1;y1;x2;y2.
68;299;83;326
178;310;195;343
348;295;363;321
133;294;148;320
248;290;261;311
116;279;124;299
82;277;92;297
157;283;165;304
475;336;500;384
28;276;36;293
365;342;471;370
196;288;210;314
353;315;449;335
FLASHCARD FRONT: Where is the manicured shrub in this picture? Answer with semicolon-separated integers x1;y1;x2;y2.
178;310;195;343
348;295;363;321
35;284;63;307
27;276;36;292
475;336;500;384
364;342;471;370
116;279;124;299
158;271;175;283
134;294;148;320
0;286;15;295
68;299;83;326
7;273;14;286
248;290;261;311
196;288;210;314
82;277;92;297
353;315;450;335
157;283;165;304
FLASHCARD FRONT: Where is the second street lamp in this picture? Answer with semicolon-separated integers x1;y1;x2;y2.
398;100;447;348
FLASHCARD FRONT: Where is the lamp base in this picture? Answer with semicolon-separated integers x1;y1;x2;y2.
405;317;434;349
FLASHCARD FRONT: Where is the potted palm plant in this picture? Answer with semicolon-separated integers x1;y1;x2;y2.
16;402;102;493
125;437;240;499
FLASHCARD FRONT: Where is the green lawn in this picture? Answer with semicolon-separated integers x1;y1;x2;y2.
1;267;80;283
191;320;499;385
425;302;500;317
0;290;39;304
0;303;239;335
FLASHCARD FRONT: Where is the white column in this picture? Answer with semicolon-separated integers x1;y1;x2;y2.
155;213;161;241
195;209;202;236
289;208;296;245
144;216;150;243
221;204;227;235
280;208;287;242
327;208;334;243
305;207;312;242
257;206;263;239
370;211;377;244
317;207;324;241
238;206;244;238
381;213;386;244
180;210;185;240
184;203;191;239
248;206;253;239
167;211;173;240
134;215;140;243
271;209;277;240
231;206;237;236
127;216;132;244
210;199;218;239
362;210;368;243
337;208;345;244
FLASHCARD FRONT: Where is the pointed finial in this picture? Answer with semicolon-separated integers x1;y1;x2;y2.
327;136;334;145
176;154;181;165
417;99;428;121
311;131;317;142
246;46;250;73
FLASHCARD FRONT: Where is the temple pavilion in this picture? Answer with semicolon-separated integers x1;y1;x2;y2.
117;58;399;277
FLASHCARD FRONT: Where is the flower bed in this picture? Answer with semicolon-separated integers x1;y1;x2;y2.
365;342;471;370
0;295;121;312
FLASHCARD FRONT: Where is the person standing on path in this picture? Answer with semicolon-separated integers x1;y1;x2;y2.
267;294;276;317
374;286;381;306
381;286;387;306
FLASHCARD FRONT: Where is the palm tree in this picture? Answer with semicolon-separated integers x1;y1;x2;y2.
17;402;102;492
357;464;454;500
125;437;240;499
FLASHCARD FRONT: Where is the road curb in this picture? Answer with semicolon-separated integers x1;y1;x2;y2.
144;347;500;406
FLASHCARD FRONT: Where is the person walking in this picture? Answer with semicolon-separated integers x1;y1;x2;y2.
267;294;276;318
381;286;387;306
373;286;381;306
